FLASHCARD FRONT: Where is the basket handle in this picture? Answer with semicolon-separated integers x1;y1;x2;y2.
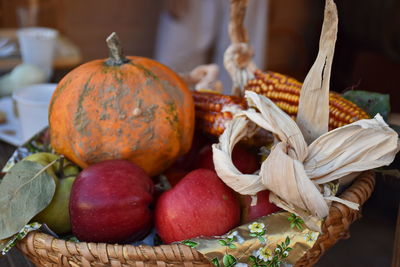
229;0;248;44
224;0;257;97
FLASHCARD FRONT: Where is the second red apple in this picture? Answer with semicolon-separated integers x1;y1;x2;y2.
155;169;241;243
240;190;281;224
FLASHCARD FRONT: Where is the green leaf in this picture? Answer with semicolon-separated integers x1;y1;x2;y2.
223;254;237;267
288;213;304;231
181;240;199;248
211;258;220;267
228;243;237;249
249;255;257;263
0;161;56;239
218;240;228;246
285;236;290;246
296;224;304;231
249;233;258;237
258;236;266;243
66;236;79;242
342;90;390;121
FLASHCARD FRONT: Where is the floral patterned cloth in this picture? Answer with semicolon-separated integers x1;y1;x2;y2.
180;212;320;267
0;223;41;256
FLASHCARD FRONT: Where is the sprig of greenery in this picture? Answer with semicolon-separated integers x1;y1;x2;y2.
288;213;304;231
327;182;340;195
1;223;41;256
181;240;199;248
248;237;292;267
211;258;221;267
248;222;267;243
249;231;266;244
211;254;237;267
223;254;237;267
218;236;237;249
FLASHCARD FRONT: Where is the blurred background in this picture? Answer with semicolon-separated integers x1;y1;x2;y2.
0;0;399;266
0;0;399;110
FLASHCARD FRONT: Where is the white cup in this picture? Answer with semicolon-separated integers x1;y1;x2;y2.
12;83;57;142
17;27;58;81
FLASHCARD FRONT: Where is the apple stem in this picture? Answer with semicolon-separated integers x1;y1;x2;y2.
58;156;64;179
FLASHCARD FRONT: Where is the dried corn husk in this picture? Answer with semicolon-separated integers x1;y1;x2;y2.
213;0;399;231
179;64;223;92
213;91;399;231
296;0;337;143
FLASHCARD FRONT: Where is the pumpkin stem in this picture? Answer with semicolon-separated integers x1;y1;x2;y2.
106;32;129;66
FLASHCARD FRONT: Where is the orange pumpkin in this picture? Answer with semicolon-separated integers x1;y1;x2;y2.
49;33;195;176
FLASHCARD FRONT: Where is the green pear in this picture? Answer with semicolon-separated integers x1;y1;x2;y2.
23;152;60;182
33;176;76;234
23;152;80;235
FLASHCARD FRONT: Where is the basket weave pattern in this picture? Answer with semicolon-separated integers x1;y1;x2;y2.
18;233;211;266
17;171;375;267
295;171;375;266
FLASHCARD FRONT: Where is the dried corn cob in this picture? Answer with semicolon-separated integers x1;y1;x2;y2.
193;70;370;136
193;91;247;136
246;71;370;129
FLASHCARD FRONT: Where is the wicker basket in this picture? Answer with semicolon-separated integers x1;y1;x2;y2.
15;0;377;266
16;171;375;267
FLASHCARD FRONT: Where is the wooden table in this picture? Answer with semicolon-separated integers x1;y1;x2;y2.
0;140;15;166
0;29;82;73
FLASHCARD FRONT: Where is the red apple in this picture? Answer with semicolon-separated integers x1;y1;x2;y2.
69;159;154;243
162;131;211;186
240;190;281;224
155;169;241;243
196;145;260;174
163;168;188;187
170;131;211;171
